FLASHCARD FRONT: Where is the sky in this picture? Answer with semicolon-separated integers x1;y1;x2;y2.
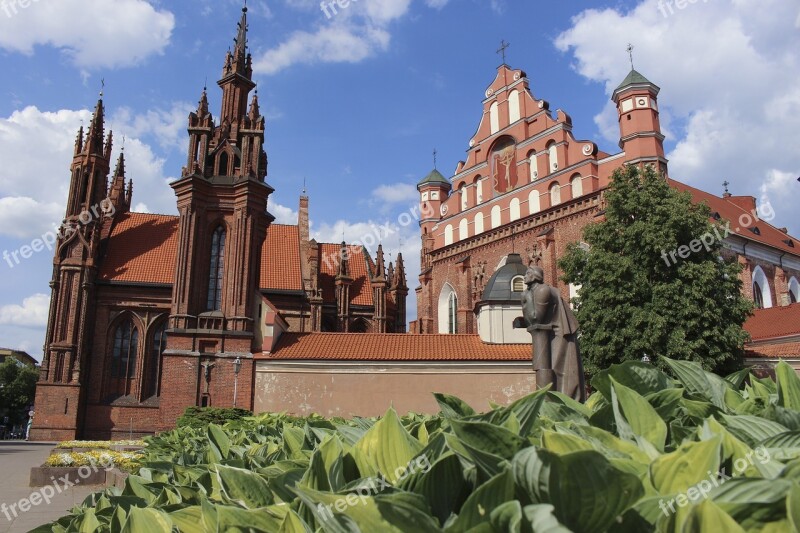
0;0;798;360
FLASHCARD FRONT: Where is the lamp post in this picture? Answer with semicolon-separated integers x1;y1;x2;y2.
232;356;242;408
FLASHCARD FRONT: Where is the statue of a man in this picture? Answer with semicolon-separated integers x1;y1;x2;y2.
514;266;585;402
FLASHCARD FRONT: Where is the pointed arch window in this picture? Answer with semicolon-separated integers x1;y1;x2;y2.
438;284;459;334
218;152;229;176
143;322;167;399
207;226;226;311
111;320;138;379
448;291;458;334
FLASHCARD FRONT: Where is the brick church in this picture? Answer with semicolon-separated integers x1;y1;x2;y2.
31;9;800;440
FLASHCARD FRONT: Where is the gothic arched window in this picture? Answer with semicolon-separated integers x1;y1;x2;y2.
111;320;138;379
438;284;459;334
143;322;167;399
207;226;226;311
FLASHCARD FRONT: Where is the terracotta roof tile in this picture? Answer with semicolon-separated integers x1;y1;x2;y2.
318;244;374;306
263;333;530;361
669;179;800;256
744;303;800;341
745;342;800;359
260;224;303;291
98;213;178;284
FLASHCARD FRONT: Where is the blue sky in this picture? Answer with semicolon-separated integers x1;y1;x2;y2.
0;0;798;359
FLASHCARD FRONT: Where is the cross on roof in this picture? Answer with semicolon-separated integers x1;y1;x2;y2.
433;148;438;169
100;78;105;98
626;43;635;70
723;180;730;194
497;40;510;64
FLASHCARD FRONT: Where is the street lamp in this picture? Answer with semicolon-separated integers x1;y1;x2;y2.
232;356;242;408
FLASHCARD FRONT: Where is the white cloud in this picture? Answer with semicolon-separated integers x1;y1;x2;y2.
0;293;49;328
371;183;417;204
270;201;299;225
555;0;800;237
425;0;449;9
0;197;63;238
0;0;174;69
111;103;194;151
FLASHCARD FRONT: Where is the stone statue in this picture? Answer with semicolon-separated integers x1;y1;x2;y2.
513;266;585;402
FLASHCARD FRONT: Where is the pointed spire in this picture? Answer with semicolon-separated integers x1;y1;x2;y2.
373;244;386;281
336;241;351;280
104;130;113;161
73;124;84;155
387;262;395;287
197;86;209;117
248;89;260;121
85;98;105;155
393;253;407;290
113;150;125;179
233;4;248;60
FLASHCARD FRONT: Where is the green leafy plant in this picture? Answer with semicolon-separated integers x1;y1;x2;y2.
33;360;800;532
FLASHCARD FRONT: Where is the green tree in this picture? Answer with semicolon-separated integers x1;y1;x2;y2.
559;165;752;376
0;358;38;426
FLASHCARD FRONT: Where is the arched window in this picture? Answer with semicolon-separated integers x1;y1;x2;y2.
474;212;485;235
752;266;772;309
789;277;799;304
143;322;167;399
490;102;500;134
491;205;502;228
510;198;521;221
207;226;226;311
509;90;521;123
528;152;538;182
511;276;525;292
546;141;558;173
460;184;468;211
110;318;139;397
218;152;229;176
444;224;454;246
475;176;483;204
459;218;469;241
438;284;458;334
571;174;583;198
350;318;370;333
529;190;540;214
550;183;561;206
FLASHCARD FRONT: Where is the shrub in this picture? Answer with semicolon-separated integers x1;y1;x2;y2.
175;406;252;428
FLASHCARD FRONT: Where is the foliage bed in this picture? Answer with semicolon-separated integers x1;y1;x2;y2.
44;450;144;472
55;440;145;449
35;358;800;532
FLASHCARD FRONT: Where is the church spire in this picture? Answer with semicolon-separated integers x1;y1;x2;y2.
248;89;260;121
85;98;105;155
197;86;209;117
109;151;130;214
373;244;387;282
217;4;255;124
73;124;84;155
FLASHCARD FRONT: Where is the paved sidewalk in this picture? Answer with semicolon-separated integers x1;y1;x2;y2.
0;442;100;533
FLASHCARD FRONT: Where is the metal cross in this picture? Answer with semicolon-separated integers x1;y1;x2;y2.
497;40;510;64
100;78;105;98
433;148;438;169
723;180;730;194
626;44;635;70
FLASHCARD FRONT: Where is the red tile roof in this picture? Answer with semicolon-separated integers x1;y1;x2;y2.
669;179;800;256
318;244;374;306
260;224;302;291
262;332;530;361
744;303;800;341
98;213;179;284
745;342;800;359
98;215;375;302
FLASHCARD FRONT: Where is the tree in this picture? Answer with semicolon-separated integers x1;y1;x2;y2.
559;165;752;376
0;358;38;426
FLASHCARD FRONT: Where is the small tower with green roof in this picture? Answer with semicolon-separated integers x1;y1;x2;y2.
612;68;667;174
417;167;451;237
